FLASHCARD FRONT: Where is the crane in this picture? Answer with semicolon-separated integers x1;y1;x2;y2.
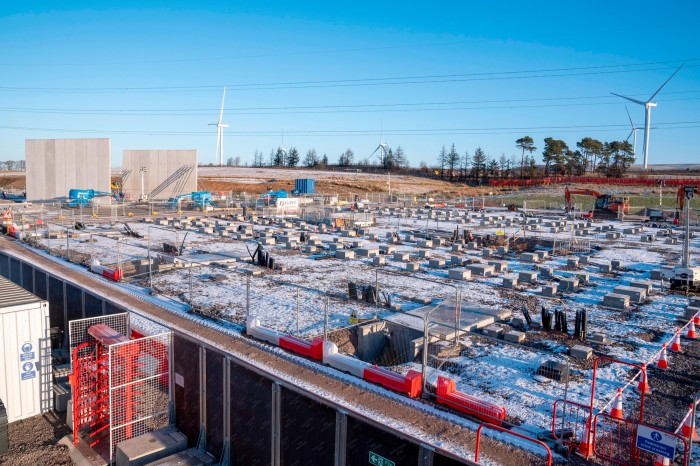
67;189;118;208
564;187;630;219
168;191;213;211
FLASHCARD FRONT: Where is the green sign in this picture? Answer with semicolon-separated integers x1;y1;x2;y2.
369;451;395;466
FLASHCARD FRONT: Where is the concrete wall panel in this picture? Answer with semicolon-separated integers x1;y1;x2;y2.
25;138;110;201
121;150;197;200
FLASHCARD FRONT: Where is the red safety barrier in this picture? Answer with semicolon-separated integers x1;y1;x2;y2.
435;376;506;425
475;423;552;466
363;366;422;398
551;398;592;453
130;328;170;388
489;176;700;188
594;413;689;466
278;335;324;361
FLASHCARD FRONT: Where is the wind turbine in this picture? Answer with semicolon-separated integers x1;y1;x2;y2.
624;106;638;155
209;87;228;166
369;121;388;165
280;130;287;166
611;64;683;169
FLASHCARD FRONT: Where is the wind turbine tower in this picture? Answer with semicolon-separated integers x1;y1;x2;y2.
209;87;229;166
611;64;683;169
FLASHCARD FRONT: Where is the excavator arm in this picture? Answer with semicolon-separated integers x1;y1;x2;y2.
564;187;601;210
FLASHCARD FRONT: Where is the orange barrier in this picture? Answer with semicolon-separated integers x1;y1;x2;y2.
435;376;506;425
489;176;700;188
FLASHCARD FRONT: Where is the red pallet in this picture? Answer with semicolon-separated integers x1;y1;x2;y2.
363;367;423;398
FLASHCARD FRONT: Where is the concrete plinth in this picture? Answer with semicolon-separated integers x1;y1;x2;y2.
406;263;420;272
613;285;646;303
521;252;538;263
559;277;579;292
602;293;630;309
503;277;518;289
115;427;187;466
335;250;355;260
466;264;495;277
482;325;504;339
570;345;593;360
448;268;471;280
541;284;557;297
429;259;445;269
394;252;409;262
504;331;525;343
519;271;538;284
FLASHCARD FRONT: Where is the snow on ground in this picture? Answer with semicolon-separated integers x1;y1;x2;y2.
32;206;700;434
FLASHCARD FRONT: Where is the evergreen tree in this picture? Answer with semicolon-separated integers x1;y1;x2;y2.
287;147;300;167
515;136;537;179
320;154;328;168
393;146;407;168
338;148;354;166
437;146;447;179
446;143;460;180
459;151;471;182
542;138;568;175
471;147;487;184
273;147;285;166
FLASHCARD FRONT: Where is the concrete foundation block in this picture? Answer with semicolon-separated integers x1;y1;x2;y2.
577;273;590;286
418;249;432;259
602;293;630;309
541;284;558;297
450;255;465;266
504;330;525;343
379;245;396;255
629;280;652;294
394;252;409;262
373;256;386;266
611;260;622;270
570;345;593;360
579;256;589;265
53;381;70;413
452;244;463;252
503;277;518;289
519;271;538;284
146;448;216;466
685;306;700;320
599;263;613;273
536;251;549;260
559;277;579;292
116;426;187;466
538;266;553;279
448;268;471;281
335;250;355;260
417;240;433;248
521;252;538;263
482;325;505;339
487;260;508;273
466;264;495;277
406;262;420;272
356;248;380;258
613;285;646;303
567;258;579;268
511;316;526;328
429;259;446;269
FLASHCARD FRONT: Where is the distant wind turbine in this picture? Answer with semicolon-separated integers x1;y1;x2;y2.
369;121;388;165
209;87;229;166
611;64;683;169
625;106;638;155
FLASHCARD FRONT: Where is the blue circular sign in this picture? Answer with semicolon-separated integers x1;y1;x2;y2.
22;342;32;353
22;362;33;372
651;431;662;441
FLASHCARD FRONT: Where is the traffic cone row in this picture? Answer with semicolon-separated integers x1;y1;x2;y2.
637;365;651;394
670;330;682;353
656;344;669;370
686;320;697;340
610;388;624;420
681;404;699;441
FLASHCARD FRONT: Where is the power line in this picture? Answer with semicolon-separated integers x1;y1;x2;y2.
1;91;698;116
2;121;698;137
1;60;697;93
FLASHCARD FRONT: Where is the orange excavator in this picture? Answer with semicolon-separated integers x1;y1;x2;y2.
564;187;630;219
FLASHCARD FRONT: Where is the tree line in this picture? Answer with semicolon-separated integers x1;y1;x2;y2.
248;145;409;170
0;160;26;171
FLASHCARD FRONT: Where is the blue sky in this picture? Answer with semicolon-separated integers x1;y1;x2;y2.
1;1;699;167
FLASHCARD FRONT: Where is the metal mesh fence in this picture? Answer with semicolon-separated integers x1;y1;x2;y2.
109;332;171;462
68;313;129;372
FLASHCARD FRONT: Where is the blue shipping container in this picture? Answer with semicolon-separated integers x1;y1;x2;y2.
294;178;315;194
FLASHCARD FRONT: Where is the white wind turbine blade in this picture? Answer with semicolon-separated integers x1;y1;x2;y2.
647;64;683;102
625;106;635;129
611;92;646;106
218;86;227;124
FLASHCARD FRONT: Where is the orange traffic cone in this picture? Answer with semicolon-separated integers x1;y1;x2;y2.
610;388;624;420
681;405;698;441
686;321;697;339
693;311;700;326
670;330;682;353
656;344;669;370
637;365;651;394
577;422;594;458
654;455;670;466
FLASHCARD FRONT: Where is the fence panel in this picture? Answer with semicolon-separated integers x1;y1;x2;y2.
109;332;172;462
68;313;129;372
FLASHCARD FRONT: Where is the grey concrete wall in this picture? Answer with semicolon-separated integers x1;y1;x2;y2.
25;138;111;201
122;150;198;200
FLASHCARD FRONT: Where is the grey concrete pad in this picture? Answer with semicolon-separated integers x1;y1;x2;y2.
519;271;538;284
147;449;216;466
602;293;630;309
521;252;538;263
570;345;593;360
373;256;386;265
406;262;420;272
483;325;505;338
613;285;646;303
448;268;471;280
504;330;525;343
466;263;495;277
503;277;518;289
335;250;355;259
116;427;187;466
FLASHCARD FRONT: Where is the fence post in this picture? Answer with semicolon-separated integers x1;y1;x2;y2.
246;274;251;318
323;296;329;340
296;288;300;336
